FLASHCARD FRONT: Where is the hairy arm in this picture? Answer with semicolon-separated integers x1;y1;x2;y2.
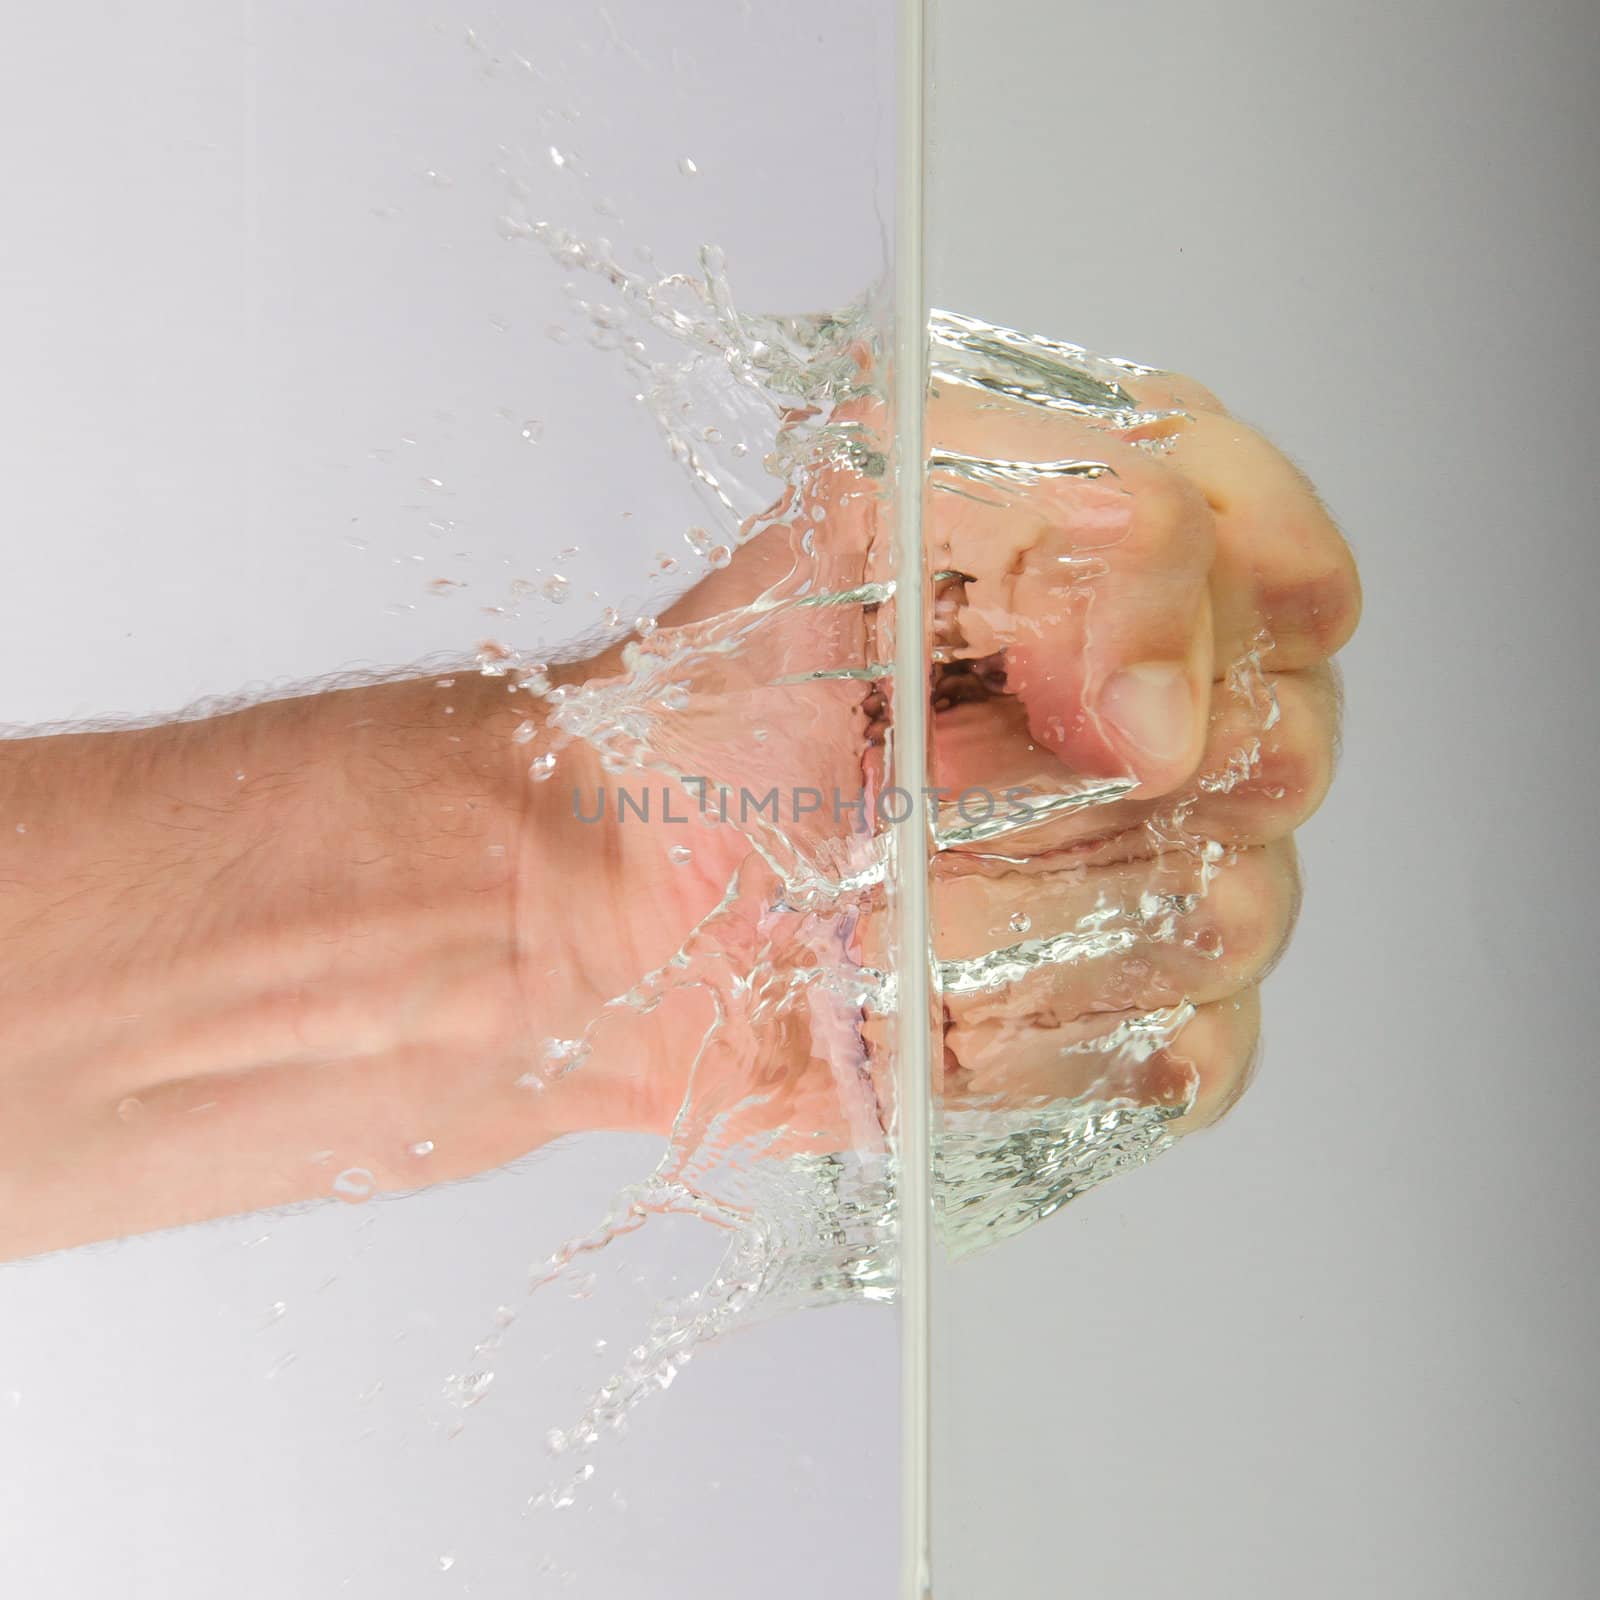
0;525;815;1261
0;672;655;1259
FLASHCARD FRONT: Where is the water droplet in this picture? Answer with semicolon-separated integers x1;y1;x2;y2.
115;1096;142;1123
539;1037;591;1079
512;719;537;744
668;845;692;866
418;476;446;492
660;684;689;711
529;752;558;781
333;1168;375;1201
634;615;657;636
684;526;713;555
438;1554;455;1573
520;419;544;444
548;145;569;169
476;641;514;676
1009;912;1032;935
264;1301;287;1326
409;1140;435;1159
707;545;732;568
542;574;570;604
678;156;699;177
14;822;26;835
445;1370;495;1408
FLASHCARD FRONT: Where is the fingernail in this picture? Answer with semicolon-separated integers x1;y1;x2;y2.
1099;662;1193;762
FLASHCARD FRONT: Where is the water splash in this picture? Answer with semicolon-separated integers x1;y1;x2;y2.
431;136;1276;1508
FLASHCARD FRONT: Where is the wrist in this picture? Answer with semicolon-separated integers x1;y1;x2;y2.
505;671;756;1139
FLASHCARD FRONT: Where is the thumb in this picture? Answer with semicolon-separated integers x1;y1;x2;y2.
942;456;1216;798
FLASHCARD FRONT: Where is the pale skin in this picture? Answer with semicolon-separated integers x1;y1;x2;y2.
0;373;1359;1261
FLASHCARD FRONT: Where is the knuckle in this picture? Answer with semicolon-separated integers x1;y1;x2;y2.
1124;370;1229;420
1159;372;1228;415
1265;539;1363;661
1174;988;1264;1129
1305;547;1363;655
1193;845;1297;983
1262;671;1339;825
1126;464;1215;574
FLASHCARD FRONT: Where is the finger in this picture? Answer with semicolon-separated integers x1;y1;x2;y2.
1143;408;1361;670
943;984;1262;1132
1119;366;1230;418
936;839;1299;1026
930;663;1341;855
1170;985;1262;1131
1110;368;1361;668
927;391;1217;799
1175;663;1343;845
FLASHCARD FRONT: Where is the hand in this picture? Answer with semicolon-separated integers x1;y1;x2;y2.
924;362;1359;1142
514;346;1360;1187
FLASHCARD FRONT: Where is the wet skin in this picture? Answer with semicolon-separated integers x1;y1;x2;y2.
0;372;1358;1258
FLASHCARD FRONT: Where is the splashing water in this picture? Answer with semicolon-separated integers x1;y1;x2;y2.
425;140;1279;1511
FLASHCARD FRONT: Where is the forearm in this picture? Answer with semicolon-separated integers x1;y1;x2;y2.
0;673;574;1257
0;523;864;1259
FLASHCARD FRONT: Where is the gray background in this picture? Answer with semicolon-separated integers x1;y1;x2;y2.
1;1;1596;1597
927;2;1599;1597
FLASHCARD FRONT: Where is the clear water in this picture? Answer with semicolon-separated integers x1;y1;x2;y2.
428;151;1280;1508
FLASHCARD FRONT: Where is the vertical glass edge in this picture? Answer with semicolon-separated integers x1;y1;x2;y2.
893;1;932;1596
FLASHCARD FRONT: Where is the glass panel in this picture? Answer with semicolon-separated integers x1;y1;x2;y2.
0;4;909;1594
